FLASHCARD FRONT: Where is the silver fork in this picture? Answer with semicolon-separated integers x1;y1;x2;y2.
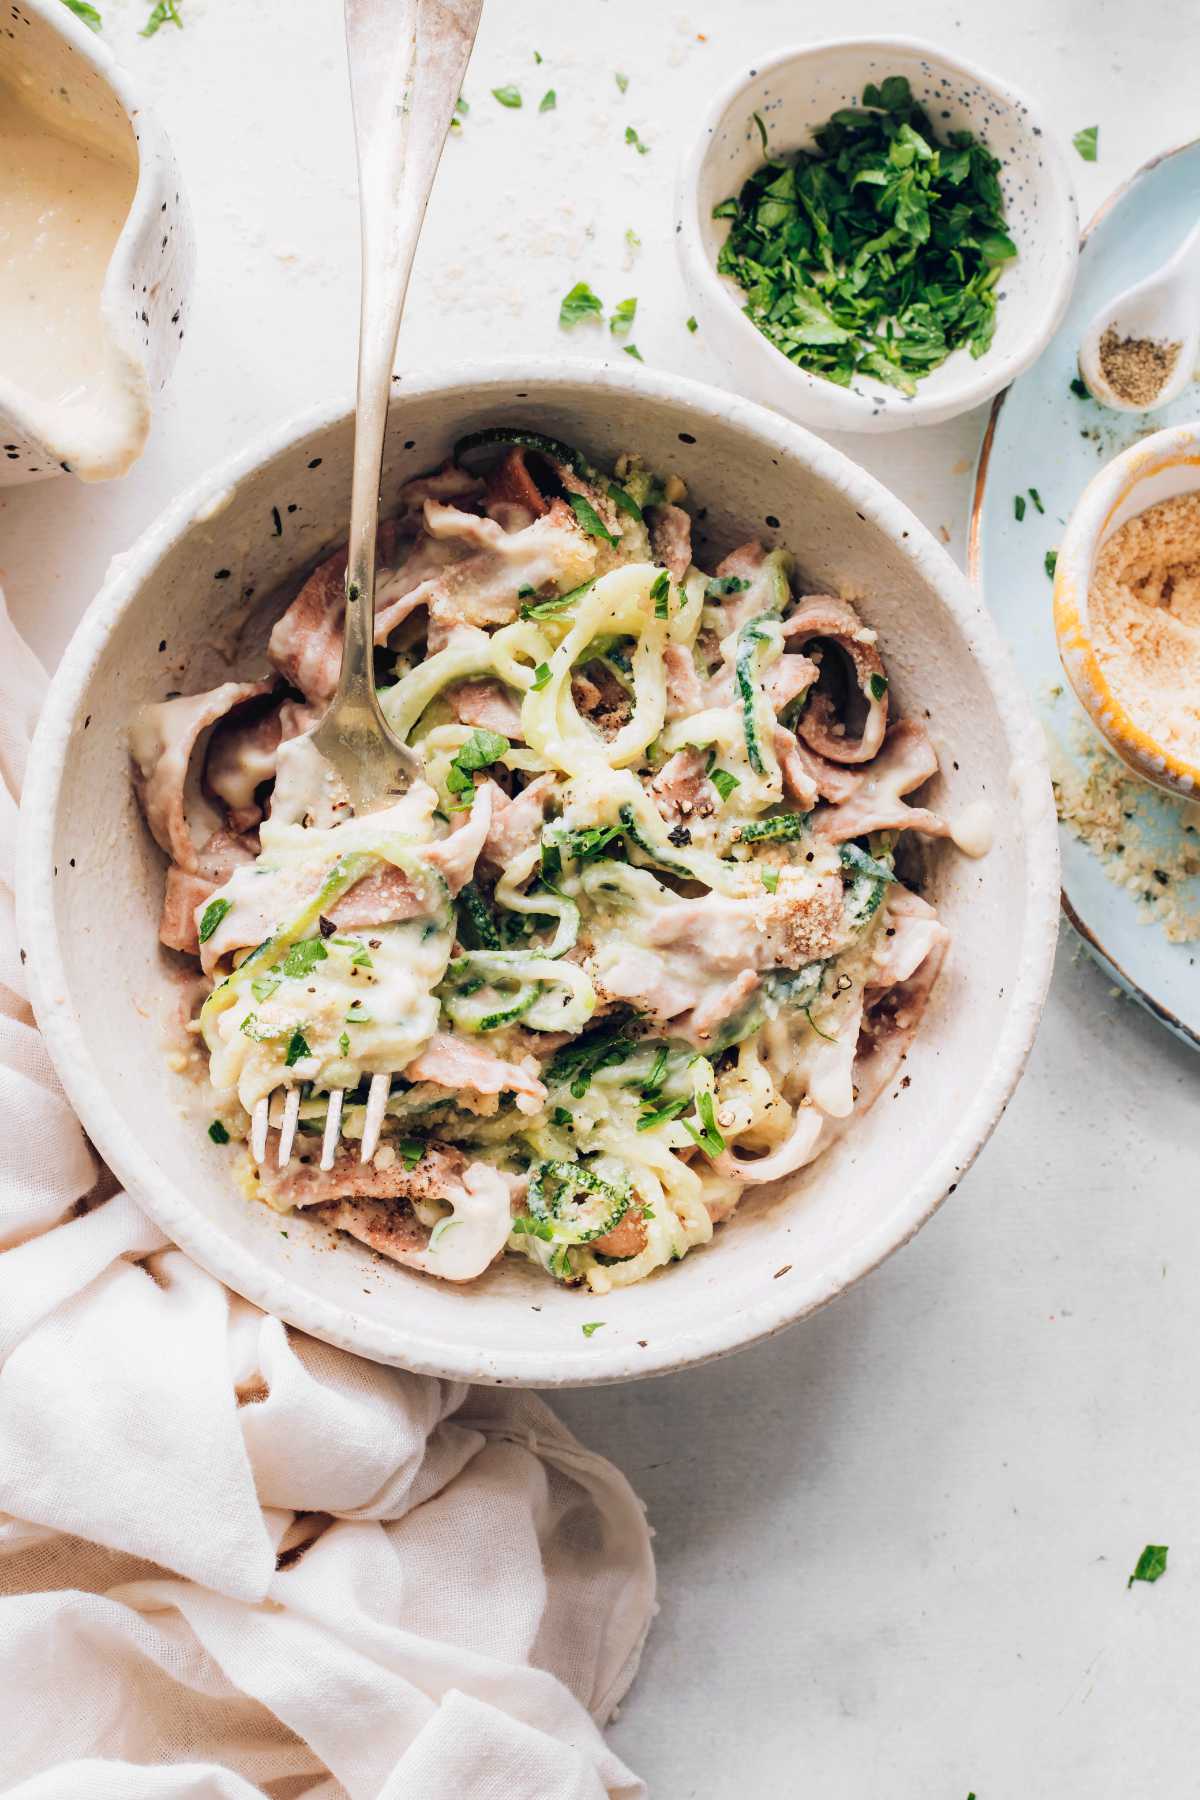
256;0;484;1174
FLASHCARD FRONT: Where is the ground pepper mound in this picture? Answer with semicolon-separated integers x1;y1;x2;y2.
1098;328;1181;406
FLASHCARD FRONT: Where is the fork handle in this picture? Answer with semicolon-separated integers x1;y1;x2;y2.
336;0;483;731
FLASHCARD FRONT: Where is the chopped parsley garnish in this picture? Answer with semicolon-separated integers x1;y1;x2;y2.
551;1106;573;1127
492;85;522;109
582;1320;606;1336
625;227;642;256
567;493;619;545
399;1139;425;1170
761;867;780;894
61;0;102;29
559;281;604;328
547;1020;636;1097
531;661;552;691
1045;549;1058;579
281;938;328;979
637;1096;689;1132
625;125;650;155
533;49;543;64
705;575;750;597
141;0;181;35
1014;494;1026;522
753;110;770;154
539;89;557;113
338;1032;351;1056
198;897;231;943
1070;376;1089;399
710;767;740;802
623;344;644;362
713;75;1016;395
868;673;888;701
1128;1544;1168;1588
251;976;280;1004
1073;124;1099;162
641;1045;670;1098
520;579;594;620
683;1090;725;1158
284;1029;311;1067
455;96;470;116
650;569;671;618
615;71;629;93
686;315;698;333
1029;487;1044;514
805;1005;837;1042
345;1003;373;1025
610;296;637;337
208;1120;230;1144
447;728;509;800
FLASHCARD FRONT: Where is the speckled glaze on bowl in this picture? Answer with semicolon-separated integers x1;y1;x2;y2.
0;0;194;485
1054;422;1200;798
17;362;1060;1386
676;37;1078;434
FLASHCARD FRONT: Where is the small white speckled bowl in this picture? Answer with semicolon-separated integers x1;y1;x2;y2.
676;37;1078;434
17;362;1059;1386
1054;421;1200;798
0;0;194;485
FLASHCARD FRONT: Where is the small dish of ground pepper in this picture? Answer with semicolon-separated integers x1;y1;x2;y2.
676;37;1080;434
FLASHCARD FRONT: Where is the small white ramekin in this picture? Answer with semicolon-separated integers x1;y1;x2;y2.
1054;422;1200;798
675;37;1078;434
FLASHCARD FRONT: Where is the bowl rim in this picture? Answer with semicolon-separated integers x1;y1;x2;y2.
1053;420;1200;795
17;356;1062;1385
675;33;1079;430
0;0;180;467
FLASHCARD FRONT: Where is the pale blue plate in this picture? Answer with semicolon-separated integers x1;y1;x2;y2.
972;138;1200;1049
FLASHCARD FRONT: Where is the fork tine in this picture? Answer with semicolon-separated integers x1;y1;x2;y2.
251;1096;270;1163
360;1072;390;1164
321;1088;344;1172
277;1087;301;1168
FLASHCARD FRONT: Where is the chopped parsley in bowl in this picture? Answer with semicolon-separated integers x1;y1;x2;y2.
713;76;1017;398
676;38;1078;432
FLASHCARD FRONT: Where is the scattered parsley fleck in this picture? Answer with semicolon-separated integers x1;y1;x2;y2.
1073;124;1099;162
686;315;698;333
539;88;556;113
551;1106;573;1127
60;0;102;29
448;728;509;799
1029;487;1044;514
559;281;604;329
705;575;750;598
625;227;642;257
284;1030;311;1068
710;767;740;802
610;295;638;337
399;1139;425;1170
208;1120;229;1144
531;661;552;691
1070;375;1089;399
683;1090;725;1158
650;569;671;617
492;85;522;109
338;1032;350;1056
608;482;644;523
251;976;280;1004
533;49;543;64
567;493;618;545
753;110;769;154
198;898;230;944
455;95;469;116
623;343;644;362
1128;1544;1168;1588
868;673;888;701
140;0;181;35
582;1320;606;1337
625;125;649;155
615;71;629;93
761;867;780;894
281;938;328;979
1014;493;1026;521
1045;549;1058;579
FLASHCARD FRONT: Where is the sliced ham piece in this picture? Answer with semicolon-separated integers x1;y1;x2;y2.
681;969;761;1045
158;829;259;956
319;1159;514;1281
663;643;705;720
777;726;863;804
647;503;692;582
395;460;484;518
814;720;949;843
481;773;557;867
773;727;820;811
766;651;819;714
650;747;715;828
326;863;432;930
130;680;272;871
783;596;888;765
425;783;493;895
404;1031;547;1115
716;1105;825;1186
843;933;950;1121
483;447;549;533
420;498;595;646
868;886;950;989
262;1136;466;1210
445;678;524;739
590;1205;648;1261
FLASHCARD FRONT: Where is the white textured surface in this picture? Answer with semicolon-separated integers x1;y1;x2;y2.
1;0;1196;1794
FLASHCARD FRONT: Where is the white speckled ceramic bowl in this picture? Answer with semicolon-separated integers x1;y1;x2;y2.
676;37;1078;434
0;0;194;485
17;362;1060;1385
1054;421;1200;799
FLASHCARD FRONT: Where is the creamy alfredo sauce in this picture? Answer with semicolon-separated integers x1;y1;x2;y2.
0;75;149;479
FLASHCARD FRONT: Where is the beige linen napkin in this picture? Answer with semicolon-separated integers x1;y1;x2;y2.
0;595;652;1800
